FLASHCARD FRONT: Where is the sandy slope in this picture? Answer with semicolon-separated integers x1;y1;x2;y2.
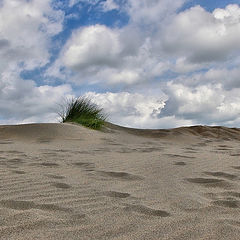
0;122;240;239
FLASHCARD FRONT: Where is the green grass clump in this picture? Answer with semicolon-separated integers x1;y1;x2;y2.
59;97;106;130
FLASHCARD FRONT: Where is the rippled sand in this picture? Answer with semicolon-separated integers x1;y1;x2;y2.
0;123;240;239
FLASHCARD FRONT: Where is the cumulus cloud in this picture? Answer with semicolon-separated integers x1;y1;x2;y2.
161;4;240;63
49;0;191;87
63;25;123;70
173;57;207;74
54;3;240;88
83;91;194;128
0;0;64;69
0;0;73;123
161;82;240;125
170;66;240;91
95;68;142;85
0;68;72;123
84;91;166;128
204;67;240;90
126;0;185;25
52;23;170;86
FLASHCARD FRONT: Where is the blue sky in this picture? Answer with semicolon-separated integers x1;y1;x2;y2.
1;0;240;128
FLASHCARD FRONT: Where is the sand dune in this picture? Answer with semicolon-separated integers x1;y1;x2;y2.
0;123;240;239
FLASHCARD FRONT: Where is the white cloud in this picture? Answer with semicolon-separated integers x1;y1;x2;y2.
49;1;191;87
53;24;170;86
213;4;240;22
84;91;166;128
0;0;64;69
171;66;240;91
101;0;119;12
160;82;240;125
55;3;240;88
0;0;72;124
63;25;123;70
161;4;240;63
173;57;207;74
126;0;185;25
204;67;240;90
0;67;72;123
96;68;142;85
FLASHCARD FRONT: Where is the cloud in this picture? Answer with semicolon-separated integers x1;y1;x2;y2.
65;83;240;129
0;39;10;49
84;91;166;128
170;66;240;91
53;23;170;86
161;4;240;63
48;0;191;87
54;3;240;88
0;0;64;69
101;0;119;12
126;0;185;25
204;67;240;90
94;68;142;85
160;82;240;125
62;25;123;70
173;57;207;74
0;0;72;124
0;68;72;123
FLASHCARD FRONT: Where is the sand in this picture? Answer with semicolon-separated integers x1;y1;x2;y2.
0;122;240;239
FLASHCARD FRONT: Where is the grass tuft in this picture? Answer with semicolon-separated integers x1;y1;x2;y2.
58;97;106;130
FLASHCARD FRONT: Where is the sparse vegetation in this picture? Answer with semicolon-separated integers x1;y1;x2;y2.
58;97;106;130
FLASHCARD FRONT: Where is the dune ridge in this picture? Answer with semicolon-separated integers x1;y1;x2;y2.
1;122;240;140
0;123;240;239
103;122;240;139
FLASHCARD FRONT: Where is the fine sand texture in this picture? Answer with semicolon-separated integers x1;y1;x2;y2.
0;122;240;239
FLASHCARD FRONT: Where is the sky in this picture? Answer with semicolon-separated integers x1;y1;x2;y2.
1;0;240;129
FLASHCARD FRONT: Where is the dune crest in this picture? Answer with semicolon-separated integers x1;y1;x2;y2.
103;122;240;140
